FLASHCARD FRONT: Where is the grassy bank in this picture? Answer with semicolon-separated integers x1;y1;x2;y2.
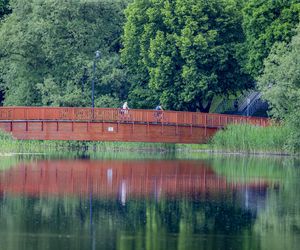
211;124;291;154
0;124;297;156
0;130;179;155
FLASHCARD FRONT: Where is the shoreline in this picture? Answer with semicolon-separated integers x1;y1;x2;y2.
0;129;297;157
0;145;296;158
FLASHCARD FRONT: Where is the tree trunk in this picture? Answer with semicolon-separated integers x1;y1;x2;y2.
198;96;213;113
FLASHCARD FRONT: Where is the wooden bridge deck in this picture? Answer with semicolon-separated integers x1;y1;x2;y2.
0;107;269;144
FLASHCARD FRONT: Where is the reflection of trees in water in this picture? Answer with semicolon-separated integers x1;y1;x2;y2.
210;156;300;250
253;159;300;250
0;195;258;250
1;157;299;249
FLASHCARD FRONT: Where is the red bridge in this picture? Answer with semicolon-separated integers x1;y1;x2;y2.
0;107;269;144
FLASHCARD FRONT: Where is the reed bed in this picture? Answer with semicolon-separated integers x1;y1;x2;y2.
0;130;177;155
0;124;294;156
211;124;289;154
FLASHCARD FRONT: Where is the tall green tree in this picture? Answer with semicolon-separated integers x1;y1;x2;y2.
0;0;130;107
122;0;252;112
0;0;11;104
258;25;300;151
242;0;300;77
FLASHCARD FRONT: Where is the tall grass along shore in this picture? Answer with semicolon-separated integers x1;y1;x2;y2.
0;124;297;156
0;130;177;155
211;124;290;155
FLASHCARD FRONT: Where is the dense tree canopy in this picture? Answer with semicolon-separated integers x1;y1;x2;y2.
0;0;11;102
242;0;300;77
0;0;129;107
0;0;11;19
122;0;252;112
258;25;300;151
0;0;299;120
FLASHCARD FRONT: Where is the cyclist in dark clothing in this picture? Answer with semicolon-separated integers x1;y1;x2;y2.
155;105;163;111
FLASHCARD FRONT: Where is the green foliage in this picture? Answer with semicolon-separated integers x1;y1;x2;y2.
0;128;13;140
0;0;130;107
94;54;130;108
258;25;300;152
211;124;289;154
1;0;299;118
0;0;11;19
122;0;252;111
242;0;300;77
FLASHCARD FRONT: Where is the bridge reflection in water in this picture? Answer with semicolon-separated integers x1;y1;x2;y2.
0;160;269;204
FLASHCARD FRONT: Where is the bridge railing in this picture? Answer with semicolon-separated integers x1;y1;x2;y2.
0;106;269;127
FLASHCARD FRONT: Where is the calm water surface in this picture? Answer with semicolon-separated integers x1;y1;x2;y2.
0;155;299;250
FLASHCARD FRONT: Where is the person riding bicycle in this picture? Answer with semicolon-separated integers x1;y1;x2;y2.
121;101;129;114
155;105;163;111
155;104;163;122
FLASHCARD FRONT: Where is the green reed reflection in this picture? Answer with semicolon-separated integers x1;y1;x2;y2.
0;156;20;171
211;156;299;181
211;156;300;250
0;196;259;250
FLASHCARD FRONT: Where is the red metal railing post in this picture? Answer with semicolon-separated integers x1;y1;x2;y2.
176;113;178;135
205;114;207;137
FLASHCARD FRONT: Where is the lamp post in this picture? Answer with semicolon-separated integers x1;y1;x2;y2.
246;98;250;117
92;50;100;109
92;50;100;119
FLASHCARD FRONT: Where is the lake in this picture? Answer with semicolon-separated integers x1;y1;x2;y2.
0;154;299;250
